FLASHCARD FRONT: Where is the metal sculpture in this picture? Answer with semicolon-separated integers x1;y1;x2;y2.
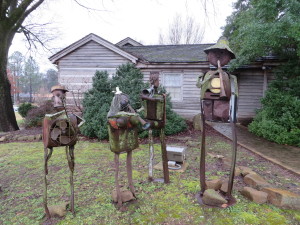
197;37;238;205
107;87;150;207
43;85;84;218
141;72;169;183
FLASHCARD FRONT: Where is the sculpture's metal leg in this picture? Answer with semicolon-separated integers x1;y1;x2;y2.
148;129;154;181
44;147;53;219
160;128;170;184
114;154;122;207
199;104;207;194
227;120;237;198
66;145;75;216
127;151;136;198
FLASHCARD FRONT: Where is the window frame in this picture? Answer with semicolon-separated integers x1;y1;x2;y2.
162;72;183;102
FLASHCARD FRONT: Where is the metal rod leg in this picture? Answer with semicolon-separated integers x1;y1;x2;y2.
199;110;207;194
160;128;170;184
148;129;154;181
66;146;75;216
227;121;237;198
114;154;122;207
127;151;136;198
44;147;53;219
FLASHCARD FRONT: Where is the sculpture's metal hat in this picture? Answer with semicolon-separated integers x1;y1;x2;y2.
51;85;69;93
204;36;236;59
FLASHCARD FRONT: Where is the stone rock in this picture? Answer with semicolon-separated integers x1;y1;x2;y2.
17;136;28;141
262;187;300;210
202;189;228;206
220;158;232;169
27;135;35;141
234;167;242;177
35;134;42;141
47;202;69;217
0;136;7;142
239;166;255;176
241;187;268;204
206;179;222;191
220;180;229;193
193;113;202;131
112;189;135;203
244;173;270;190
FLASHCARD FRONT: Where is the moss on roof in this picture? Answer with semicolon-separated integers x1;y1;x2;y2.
121;44;213;63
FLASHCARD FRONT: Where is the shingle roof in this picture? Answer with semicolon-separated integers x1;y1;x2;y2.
121;44;214;63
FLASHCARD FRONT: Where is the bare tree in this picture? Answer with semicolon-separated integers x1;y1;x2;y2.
0;0;46;132
0;0;103;132
159;13;205;45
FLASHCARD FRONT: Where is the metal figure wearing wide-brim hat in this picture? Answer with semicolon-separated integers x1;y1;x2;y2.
204;36;236;67
42;85;84;219
196;36;239;207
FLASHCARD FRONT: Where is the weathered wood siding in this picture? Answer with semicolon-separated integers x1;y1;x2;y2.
140;68;206;119
141;67;269;121
58;40;131;95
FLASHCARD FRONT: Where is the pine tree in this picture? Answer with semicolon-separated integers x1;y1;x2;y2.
81;71;112;139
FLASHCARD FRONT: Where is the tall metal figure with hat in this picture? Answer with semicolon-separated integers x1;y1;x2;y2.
107;87;150;207
197;37;238;205
43;85;84;218
140;72;169;183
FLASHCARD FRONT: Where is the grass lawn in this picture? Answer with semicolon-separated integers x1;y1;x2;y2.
0;138;299;225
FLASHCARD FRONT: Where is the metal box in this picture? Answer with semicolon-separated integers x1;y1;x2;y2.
142;94;164;121
167;146;186;163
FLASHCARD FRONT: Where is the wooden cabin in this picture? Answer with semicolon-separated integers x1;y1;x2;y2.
49;33;279;123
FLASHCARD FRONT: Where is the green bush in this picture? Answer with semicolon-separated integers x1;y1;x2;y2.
18;102;36;118
24;100;53;127
249;89;300;147
80;71;112;139
81;63;187;139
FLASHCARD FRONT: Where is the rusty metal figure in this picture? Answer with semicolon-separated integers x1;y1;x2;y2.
197;37;238;205
43;85;84;218
107;87;150;207
141;72;169;183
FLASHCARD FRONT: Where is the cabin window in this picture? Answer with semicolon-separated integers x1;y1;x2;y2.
163;73;183;101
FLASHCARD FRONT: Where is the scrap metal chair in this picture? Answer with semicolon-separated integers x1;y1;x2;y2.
43;85;84;218
197;37;238;205
107;87;150;207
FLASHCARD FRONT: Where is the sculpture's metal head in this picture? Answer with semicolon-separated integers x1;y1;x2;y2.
150;72;159;88
51;85;68;109
204;37;236;67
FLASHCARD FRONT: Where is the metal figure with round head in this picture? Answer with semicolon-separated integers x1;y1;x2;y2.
42;85;84;218
196;37;239;207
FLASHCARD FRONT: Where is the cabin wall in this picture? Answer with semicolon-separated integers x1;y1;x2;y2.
140;67;270;121
140;67;208;119
58;40;131;100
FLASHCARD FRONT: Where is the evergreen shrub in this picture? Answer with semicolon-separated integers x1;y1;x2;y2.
81;63;187;139
18;102;36;118
80;71;112;139
248;89;300;147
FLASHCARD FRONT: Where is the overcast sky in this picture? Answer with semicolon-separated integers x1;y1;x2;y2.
9;0;236;72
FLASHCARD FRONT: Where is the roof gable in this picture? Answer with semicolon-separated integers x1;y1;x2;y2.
116;37;143;47
49;33;138;64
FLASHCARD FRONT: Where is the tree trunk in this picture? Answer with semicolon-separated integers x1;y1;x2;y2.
0;31;19;132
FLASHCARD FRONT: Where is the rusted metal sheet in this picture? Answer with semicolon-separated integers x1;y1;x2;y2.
198;37;239;207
